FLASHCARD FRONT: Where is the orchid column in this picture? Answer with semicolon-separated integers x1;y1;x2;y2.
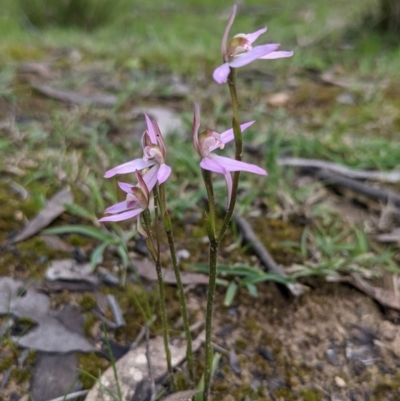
197;5;292;400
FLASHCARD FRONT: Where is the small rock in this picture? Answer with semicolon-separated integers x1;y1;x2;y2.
257;347;275;362
334;376;346;388
336;92;355;105
267;92;290;107
131;106;184;137
176;249;190;263
378;320;397;341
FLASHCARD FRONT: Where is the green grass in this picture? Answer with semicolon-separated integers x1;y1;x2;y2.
1;0;399;76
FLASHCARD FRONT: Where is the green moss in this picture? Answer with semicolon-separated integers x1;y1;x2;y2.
212;381;230;393
69;234;88;247
273;388;295;400
84;313;97;337
230;385;257;400
242;316;261;334
300;389;323;401
0;354;15;371
235;338;247;352
373;376;400;400
78;352;108;389
78;294;97;310
175;372;187;391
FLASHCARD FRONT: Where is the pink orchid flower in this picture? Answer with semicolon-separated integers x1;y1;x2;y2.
192;103;267;202
99;168;157;236
104;114;172;185
213;5;293;84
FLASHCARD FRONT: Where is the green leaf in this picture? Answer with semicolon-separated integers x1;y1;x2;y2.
64;202;96;221
241;272;293;286
224;281;238;307
245;283;258;297
43;225;115;242
90;241;110;270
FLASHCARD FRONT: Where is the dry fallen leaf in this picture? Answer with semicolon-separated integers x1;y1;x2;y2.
85;332;205;401
0;277;94;353
31;83;117;107
9;188;73;244
161;390;200;401
376;228;400;244
41;235;74;253
128;106;184;137
45;259;100;286
267;92;290;107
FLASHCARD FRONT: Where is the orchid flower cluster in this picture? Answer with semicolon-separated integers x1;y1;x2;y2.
100;4;291;400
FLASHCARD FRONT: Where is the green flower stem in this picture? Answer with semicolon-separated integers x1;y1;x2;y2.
203;238;219;401
201;168;219;401
157;184;195;384
203;67;243;400
217;67;242;241
142;209;176;391
201;169;217;237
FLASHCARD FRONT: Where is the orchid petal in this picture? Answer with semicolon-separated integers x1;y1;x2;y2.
118;182;134;194
260;50;293;60
221;5;237;59
104;201;129;214
192;103;201;154
223;171;233;205
209;154;267;175
213;63;231;84
152;118;167;157
229;44;280;68
100;208;143;222
143;165;159;191
137;216;147;237
104;159;155;178
200;156;228;174
157;164;172;184
135;170;149;202
214;121;255;149
144;114;157;144
242;27;267;44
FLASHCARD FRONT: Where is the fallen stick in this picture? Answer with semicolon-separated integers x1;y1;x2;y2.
31;83;117;107
278;157;400;184
329;274;400;312
312;169;400;207
232;213;306;296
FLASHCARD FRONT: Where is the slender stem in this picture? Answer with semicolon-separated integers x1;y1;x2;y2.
203;68;242;400
218;68;242;241
203;239;218;401
201;168;219;401
201;169;217;237
119;240;152;320
158;184;195;384
142;209;176;391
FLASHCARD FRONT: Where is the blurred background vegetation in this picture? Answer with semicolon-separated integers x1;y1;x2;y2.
0;0;399;76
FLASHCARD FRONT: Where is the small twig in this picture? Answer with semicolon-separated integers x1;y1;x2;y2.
232;213;306;296
211;342;229;356
0;349;30;391
312;169;400;207
106;294;126;327
329;274;400;312
30;83;117;107
177;320;205;338
131;315;156;350
44;390;89;401
145;323;157;401
278;157;400;183
92;310;119;329
0;367;13;391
